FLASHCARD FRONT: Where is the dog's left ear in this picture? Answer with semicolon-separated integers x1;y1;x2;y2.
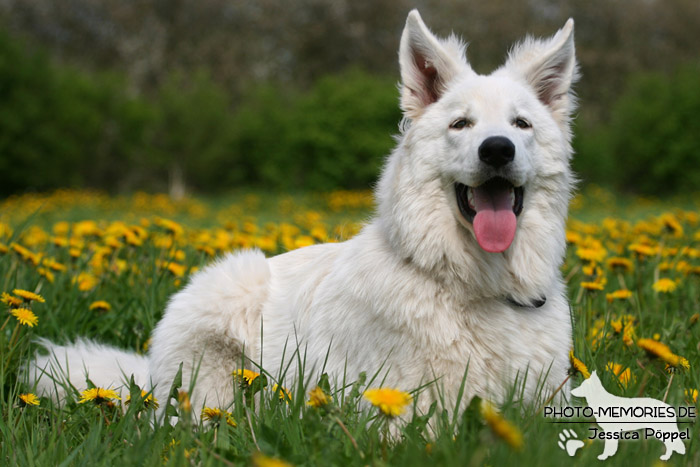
505;19;578;122
399;10;471;119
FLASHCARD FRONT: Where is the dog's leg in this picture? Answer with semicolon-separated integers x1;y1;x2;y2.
597;435;619;460
148;250;270;416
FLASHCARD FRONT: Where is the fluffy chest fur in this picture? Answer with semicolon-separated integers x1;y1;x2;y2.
260;222;572;408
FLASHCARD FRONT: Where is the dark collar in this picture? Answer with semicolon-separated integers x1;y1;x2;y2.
507;296;547;308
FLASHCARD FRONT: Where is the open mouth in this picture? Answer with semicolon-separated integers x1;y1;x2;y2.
455;177;524;253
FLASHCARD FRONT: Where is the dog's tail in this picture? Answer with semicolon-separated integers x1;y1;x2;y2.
24;338;150;404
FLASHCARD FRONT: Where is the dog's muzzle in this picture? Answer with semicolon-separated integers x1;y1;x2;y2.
455;177;524;253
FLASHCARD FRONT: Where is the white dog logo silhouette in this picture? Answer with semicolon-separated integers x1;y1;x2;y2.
571;371;687;460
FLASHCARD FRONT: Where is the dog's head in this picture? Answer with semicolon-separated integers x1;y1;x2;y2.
377;11;578;300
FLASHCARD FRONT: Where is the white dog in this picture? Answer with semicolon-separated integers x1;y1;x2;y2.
29;10;578;418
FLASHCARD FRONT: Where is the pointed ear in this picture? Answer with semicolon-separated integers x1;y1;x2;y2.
505;19;578;121
399;10;471;119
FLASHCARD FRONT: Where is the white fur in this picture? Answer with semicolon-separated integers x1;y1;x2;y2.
27;10;578;418
27;338;149;402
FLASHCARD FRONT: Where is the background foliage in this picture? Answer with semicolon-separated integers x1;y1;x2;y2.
0;0;699;196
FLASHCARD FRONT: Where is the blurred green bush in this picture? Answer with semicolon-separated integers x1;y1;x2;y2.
1;30;698;196
574;64;700;195
0;31;152;195
0;30;399;195
232;69;399;190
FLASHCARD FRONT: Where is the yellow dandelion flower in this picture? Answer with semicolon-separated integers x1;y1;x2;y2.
126;390;159;409
272;384;292;402
580;281;605;291
565;230;582;244
638;338;689;369
11;308;38;327
628;243;656;258
123;229;143;247
51;236;69;248
622;325;636;347
89;301;111;312
279;223;300;237
1;292;23;308
307;386;331;408
12;289;45;303
587;318;606;349
104;236;123;249
254;236;277;253
10;243;41;266
178;391;191;412
606;362;632;387
665;359;690;373
201;407;237;427
154;218;184;236
166;262;186;278
606;257;633;272
37;267;55;283
610;320;623;334
172;250;186;262
569;350;590;379
582;264;603;278
251;452;293;467
201;406;222;420
232;369;261;386
18;393;40;406
606;289;632;303
75;272;99;292
293;235;315;249
690;313;699;325
660;214;683;237
673;260;691;274
242;221;258;234
363;387;412;417
73;220;101;237
576;246;607;263
78;387;121;405
685;389;698;404
0;243;8;254
480;400;523;450
310;226;328;242
196;245;216;257
652;278;677;293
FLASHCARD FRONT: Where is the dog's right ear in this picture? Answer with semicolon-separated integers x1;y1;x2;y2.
399;10;471;119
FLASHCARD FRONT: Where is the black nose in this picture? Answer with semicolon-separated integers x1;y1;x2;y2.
478;136;515;168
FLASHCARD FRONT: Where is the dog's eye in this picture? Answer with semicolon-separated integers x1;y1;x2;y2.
513;118;532;129
450;118;473;130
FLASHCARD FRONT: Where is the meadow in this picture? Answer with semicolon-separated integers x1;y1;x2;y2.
0;187;698;466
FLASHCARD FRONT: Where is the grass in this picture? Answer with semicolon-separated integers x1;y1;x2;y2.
0;186;698;466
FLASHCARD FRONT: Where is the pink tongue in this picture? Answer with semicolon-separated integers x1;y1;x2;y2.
472;186;517;253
